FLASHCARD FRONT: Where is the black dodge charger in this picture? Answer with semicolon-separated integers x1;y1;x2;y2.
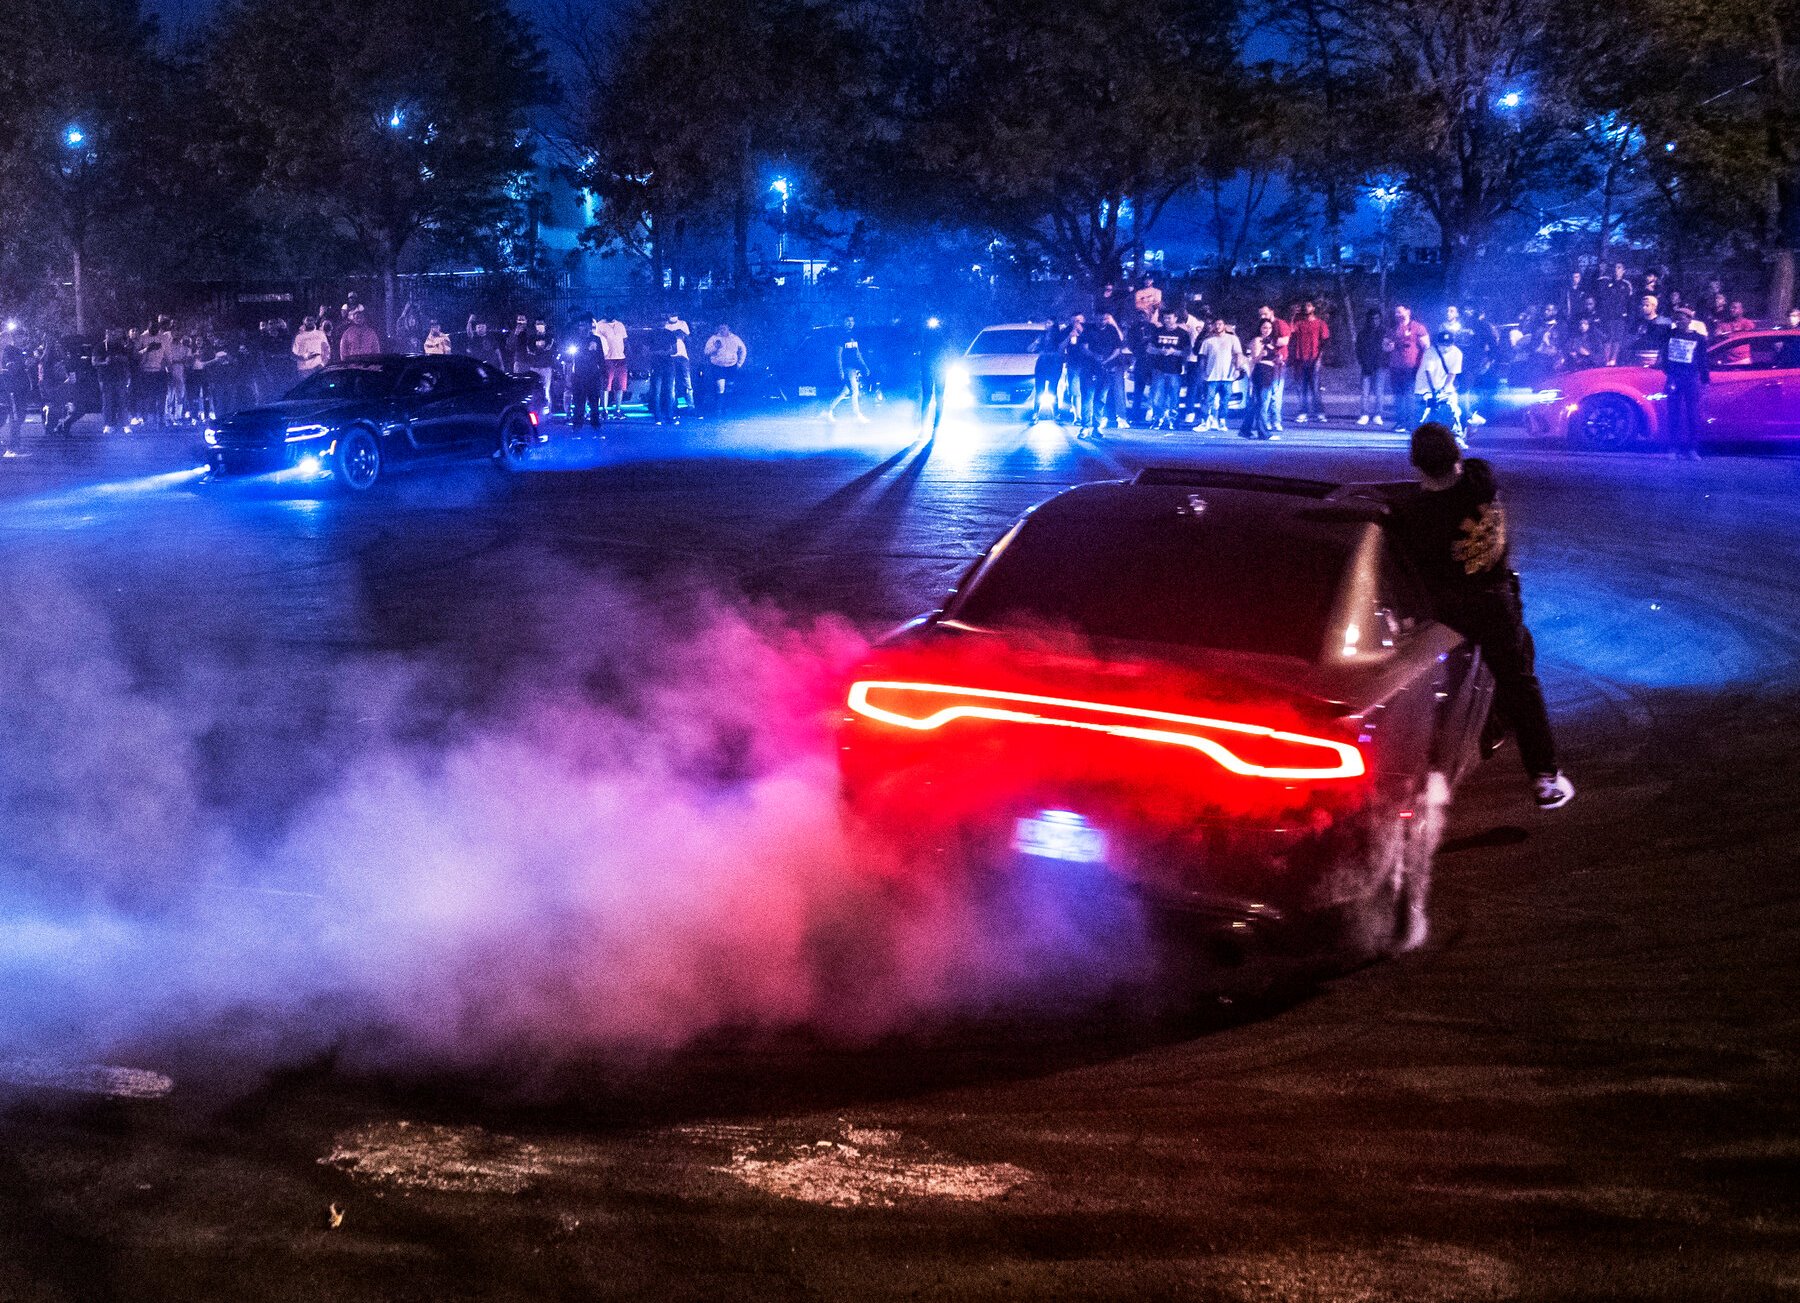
203;355;546;490
840;468;1497;971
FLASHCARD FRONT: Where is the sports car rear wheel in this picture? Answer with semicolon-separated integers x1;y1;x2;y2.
332;427;382;491
1571;393;1643;450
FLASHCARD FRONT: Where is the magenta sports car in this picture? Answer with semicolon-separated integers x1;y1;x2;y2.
1525;328;1800;448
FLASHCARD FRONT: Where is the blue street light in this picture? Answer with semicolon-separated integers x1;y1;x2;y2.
64;125;85;149
389;108;404;129
770;176;791;259
1498;90;1523;110
1369;183;1403;210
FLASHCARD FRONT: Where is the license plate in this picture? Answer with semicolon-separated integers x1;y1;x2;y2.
797;385;818;398
1012;811;1109;864
988;392;1011;403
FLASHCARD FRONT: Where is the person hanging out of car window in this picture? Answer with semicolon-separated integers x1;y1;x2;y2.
1387;423;1574;810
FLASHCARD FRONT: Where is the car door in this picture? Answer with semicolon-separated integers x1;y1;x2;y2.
1702;333;1800;441
460;360;512;446
396;359;467;451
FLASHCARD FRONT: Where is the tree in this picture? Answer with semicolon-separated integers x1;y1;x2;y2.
1287;0;1610;298
209;0;547;330
1604;0;1800;313
0;0;165;328
842;0;1240;289
565;0;846;292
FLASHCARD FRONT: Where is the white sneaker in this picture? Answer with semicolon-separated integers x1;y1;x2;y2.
1355;415;1370;427
1533;772;1575;810
1374;416;1386;427
1294;413;1308;424
1468;411;1487;427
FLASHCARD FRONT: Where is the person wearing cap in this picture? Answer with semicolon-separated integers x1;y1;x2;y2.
652;312;692;425
1387;423;1574;811
337;305;382;359
1659;305;1710;461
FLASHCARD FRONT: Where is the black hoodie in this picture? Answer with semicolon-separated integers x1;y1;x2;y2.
1387;459;1510;596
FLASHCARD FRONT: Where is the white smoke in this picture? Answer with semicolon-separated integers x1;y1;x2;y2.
0;557;1153;1086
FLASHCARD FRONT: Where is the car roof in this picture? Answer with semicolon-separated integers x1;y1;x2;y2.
974;322;1051;333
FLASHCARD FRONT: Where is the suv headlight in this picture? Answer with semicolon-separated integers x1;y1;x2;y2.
284;423;330;442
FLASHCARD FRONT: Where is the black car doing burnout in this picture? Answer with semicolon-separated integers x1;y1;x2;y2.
202;355;546;490
839;469;1498;972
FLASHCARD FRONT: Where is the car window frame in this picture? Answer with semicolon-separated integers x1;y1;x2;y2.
397;358;452;399
1708;332;1796;372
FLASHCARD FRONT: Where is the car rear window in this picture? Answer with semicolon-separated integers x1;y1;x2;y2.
952;512;1345;660
966;329;1044;356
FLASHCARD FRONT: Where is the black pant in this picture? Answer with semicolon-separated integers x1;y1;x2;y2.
1666;377;1702;452
571;370;602;426
1442;577;1558;777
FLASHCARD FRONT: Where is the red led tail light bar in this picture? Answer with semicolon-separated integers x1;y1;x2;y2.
847;680;1364;781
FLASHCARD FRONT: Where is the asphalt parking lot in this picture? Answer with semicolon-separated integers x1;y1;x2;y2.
2;410;1797;1301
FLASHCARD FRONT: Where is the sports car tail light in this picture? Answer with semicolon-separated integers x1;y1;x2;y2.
846;680;1364;781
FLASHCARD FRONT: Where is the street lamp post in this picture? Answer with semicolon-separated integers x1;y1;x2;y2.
1369;182;1402;312
62;125;90;335
770;176;790;261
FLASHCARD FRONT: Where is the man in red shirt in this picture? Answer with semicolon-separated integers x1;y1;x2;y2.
1289;300;1330;423
336;306;382;359
1257;304;1292;430
1383;304;1430;430
1714;300;1757;366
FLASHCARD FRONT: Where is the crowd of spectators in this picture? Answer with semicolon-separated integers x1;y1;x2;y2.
0;262;1787;458
1014;263;1789;442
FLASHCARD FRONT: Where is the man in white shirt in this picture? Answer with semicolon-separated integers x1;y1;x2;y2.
1196;319;1246;431
593;312;629;418
1414;337;1464;439
701;324;747;417
292;317;330;376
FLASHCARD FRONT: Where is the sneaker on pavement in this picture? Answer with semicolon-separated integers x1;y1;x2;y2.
1294;413;1308;424
1374;416;1386;427
1355;415;1370;427
1533;772;1575;810
1468;411;1487;426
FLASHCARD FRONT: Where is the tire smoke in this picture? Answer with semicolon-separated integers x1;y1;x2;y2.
0;559;1153;1083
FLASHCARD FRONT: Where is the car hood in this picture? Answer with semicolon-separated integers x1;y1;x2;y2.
227;397;374;427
